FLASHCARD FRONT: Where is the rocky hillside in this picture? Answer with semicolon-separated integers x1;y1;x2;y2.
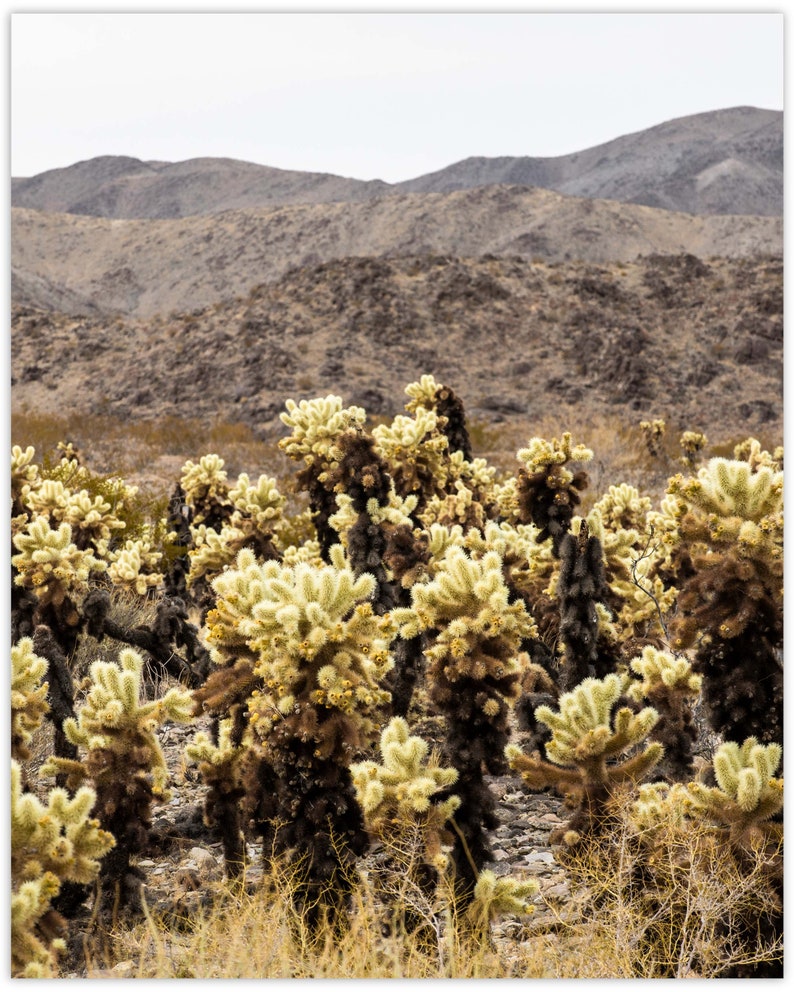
11;155;390;219
12;252;783;442
12;107;781;219
11;187;782;319
397;106;782;216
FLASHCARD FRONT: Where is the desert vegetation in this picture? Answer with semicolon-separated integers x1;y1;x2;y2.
10;375;783;978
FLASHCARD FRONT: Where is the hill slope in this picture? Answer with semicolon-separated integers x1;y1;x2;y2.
12;253;783;443
11;186;782;319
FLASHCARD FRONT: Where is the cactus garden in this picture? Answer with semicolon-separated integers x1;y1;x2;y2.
9;376;783;979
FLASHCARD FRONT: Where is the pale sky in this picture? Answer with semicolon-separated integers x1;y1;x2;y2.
8;4;786;183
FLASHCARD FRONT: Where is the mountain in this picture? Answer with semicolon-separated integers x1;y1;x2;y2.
11;107;782;219
11;186;781;319
395;106;783;217
11;156;391;219
12;253;783;443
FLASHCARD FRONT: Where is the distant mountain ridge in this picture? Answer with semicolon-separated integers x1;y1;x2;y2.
12;106;782;219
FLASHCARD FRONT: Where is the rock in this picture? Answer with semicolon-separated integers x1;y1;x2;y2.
188;846;217;869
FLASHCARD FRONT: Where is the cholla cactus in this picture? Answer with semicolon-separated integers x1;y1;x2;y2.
668;457;783;745
404;375;474;461
639;418;666;458
394;547;536;901
12;444;40;516
584;501;677;645
180;453;232;529
41;648;193;914
679;430;707;469
628;646;701;781
516;433;592;554
507;672;663;851
279;394;367;473
279;395;368;558
733;437;783;473
683;738;783;849
12;518;105;614
629;739;783;977
11;760;114;977
12;638;50;764
465;869;539;933
107;538;164;596
352;717;460;873
185;721;248;877
199;544;394;931
373;407;452;514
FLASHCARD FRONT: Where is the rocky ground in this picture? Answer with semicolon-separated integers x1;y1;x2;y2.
53;711;571;978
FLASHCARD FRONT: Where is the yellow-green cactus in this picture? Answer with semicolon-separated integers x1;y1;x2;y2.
667;457;783;745
185;720;249;876
12;517;106;610
279;395;366;478
628;646;701;703
628;646;701;781
11;760;114;977
12;637;50;763
516;432;593;554
208;545;393;743
180;453;232;526
639;418;666;458
733;437;783;473
393;546;536;900
352;716;460;873
403;372;443;414
679;430;708;468
228;471;286;529
507;673;663;849
107;538;164;596
517;433;593;479
373;406;451;509
583;506;677;641
44;647;194;799
465;869;539;930
684;738;783;847
41;648;193;912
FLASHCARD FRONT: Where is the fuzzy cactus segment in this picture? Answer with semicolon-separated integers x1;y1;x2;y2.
628;646;701;781
11;760;114;977
204;544;394;930
466;869;539;930
508;672;663;850
279;396;368;558
352;717;460;866
12;637;50;763
185;722;249;876
684;738;783;846
12;517;106;610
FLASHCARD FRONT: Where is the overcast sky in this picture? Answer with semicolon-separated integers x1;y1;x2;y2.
9;6;786;183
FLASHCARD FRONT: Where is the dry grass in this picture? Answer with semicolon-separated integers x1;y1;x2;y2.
70;789;783;980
